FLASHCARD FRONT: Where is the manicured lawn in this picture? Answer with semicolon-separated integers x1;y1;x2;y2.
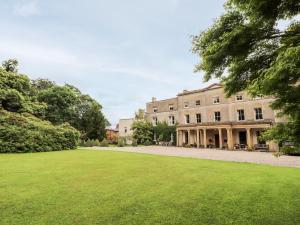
0;150;299;225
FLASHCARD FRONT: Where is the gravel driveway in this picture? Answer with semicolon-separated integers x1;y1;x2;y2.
90;146;300;168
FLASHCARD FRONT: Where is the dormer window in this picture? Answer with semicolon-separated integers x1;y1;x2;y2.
184;102;189;108
236;95;243;101
169;104;174;111
153;107;157;113
196;100;201;106
213;97;220;104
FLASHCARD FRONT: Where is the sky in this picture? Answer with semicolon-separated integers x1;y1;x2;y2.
0;0;225;126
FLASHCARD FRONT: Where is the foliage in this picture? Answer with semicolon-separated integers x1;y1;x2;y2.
117;137;125;147
153;121;177;144
2;59;18;73
281;146;300;156
131;120;153;145
132;139;138;147
0;110;79;153
100;138;109;147
192;0;300;144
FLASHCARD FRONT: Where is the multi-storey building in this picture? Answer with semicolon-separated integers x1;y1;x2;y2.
146;83;281;151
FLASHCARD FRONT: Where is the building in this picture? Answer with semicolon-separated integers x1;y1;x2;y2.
146;83;281;151
105;127;119;143
118;118;135;144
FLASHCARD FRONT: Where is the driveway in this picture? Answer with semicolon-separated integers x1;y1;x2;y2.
90;146;300;168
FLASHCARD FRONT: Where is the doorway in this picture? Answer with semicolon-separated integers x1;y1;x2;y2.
184;131;189;144
239;131;247;145
214;134;220;148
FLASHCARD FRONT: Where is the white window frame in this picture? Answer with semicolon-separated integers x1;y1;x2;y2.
169;104;174;111
195;100;201;106
169;115;175;125
237;109;245;121
214;111;221;122
153;107;157;113
254;108;263;120
196;113;201;123
124;127;127;133
185;114;190;124
153;116;158;125
213;96;220;104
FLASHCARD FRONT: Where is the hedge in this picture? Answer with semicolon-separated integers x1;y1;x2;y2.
0;110;80;153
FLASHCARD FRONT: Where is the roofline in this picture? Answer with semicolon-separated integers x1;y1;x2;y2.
146;97;178;104
177;83;222;96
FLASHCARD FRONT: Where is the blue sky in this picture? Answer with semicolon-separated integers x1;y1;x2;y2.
0;0;225;126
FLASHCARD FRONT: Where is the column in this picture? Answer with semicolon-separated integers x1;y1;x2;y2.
176;130;179;146
226;128;233;150
218;128;223;149
187;130;191;146
203;129;207;148
246;128;253;148
196;129;200;148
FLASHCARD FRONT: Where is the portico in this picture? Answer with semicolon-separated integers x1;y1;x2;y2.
176;122;274;150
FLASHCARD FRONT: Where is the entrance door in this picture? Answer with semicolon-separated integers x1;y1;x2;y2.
239;131;247;145
215;134;220;148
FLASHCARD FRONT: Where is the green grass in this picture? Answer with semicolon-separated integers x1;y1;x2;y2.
0;150;299;225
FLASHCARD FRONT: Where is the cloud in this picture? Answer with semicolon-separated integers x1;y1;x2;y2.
13;1;40;17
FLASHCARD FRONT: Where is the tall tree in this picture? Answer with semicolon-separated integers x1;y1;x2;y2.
2;59;19;73
192;0;300;145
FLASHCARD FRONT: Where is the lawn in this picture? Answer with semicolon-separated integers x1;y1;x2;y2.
0;150;299;225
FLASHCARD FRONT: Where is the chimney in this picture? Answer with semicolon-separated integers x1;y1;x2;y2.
152;97;157;102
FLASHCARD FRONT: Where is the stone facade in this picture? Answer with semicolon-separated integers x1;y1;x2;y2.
146;83;280;151
118;118;134;144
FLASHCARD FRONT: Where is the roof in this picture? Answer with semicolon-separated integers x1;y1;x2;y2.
177;83;222;96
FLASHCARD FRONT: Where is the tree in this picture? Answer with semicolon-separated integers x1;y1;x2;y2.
131;120;153;145
153;121;177;144
192;0;300;145
2;59;19;73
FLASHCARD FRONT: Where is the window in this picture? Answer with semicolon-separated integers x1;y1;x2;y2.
169;104;174;111
184;102;189;108
196;100;201;106
196;113;201;123
236;95;243;101
153;116;158;125
185;115;190;124
153;107;157;113
255;108;263;120
124;127;127;133
169;115;175;125
214;111;221;122
237;109;245;121
213;97;220;104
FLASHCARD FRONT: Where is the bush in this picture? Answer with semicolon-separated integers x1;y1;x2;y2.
132;139;138;147
281;146;300;156
117;138;125;147
143;140;152;146
0;110;80;153
100;138;109;147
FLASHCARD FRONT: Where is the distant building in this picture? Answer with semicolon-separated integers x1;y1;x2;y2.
118;118;135;144
105;127;119;143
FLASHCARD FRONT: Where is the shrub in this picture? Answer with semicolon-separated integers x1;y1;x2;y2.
0;110;80;153
143;140;152;146
281;146;300;156
117;138;125;147
100;138;109;147
132;139;138;147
